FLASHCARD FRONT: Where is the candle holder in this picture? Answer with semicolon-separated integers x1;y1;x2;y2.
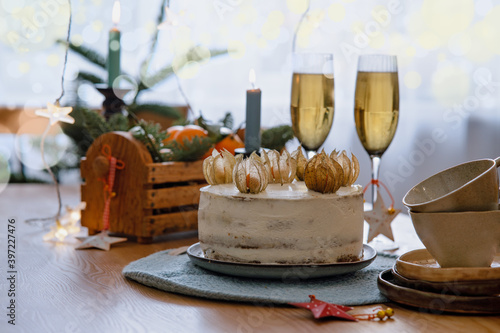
95;83;131;120
234;147;265;158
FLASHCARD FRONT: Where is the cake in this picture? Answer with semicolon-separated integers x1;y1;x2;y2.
198;182;364;264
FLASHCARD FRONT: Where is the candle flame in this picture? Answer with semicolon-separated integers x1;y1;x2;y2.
249;69;256;89
112;0;121;25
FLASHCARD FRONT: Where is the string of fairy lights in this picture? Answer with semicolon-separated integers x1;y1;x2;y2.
26;0;80;242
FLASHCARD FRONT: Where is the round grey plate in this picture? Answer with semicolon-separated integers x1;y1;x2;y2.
187;243;376;280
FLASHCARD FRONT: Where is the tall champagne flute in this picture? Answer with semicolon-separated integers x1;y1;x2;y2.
354;54;399;223
291;53;335;158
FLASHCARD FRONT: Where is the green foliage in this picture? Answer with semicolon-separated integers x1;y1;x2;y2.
219;112;234;129
261;125;294;151
127;103;182;120
162;136;213;162
60;106;95;156
107;113;129;131
129;120;165;162
82;108;111;140
77;71;104;84
196;111;233;142
57;40;107;69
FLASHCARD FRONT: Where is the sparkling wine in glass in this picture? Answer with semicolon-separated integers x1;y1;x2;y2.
291;53;335;158
354;55;399;247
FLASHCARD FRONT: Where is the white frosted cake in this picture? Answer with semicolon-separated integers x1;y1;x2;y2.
198;181;364;264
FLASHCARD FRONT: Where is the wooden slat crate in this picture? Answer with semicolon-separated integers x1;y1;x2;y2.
80;131;206;243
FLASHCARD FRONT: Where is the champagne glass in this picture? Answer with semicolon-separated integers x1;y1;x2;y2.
291;53;335;158
354;55;399;247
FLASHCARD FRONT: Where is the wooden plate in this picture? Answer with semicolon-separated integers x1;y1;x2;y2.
395;249;500;282
392;266;500;296
378;270;500;314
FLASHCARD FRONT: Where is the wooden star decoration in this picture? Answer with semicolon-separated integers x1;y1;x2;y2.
364;195;401;243
289;295;357;321
35;102;75;125
75;230;127;251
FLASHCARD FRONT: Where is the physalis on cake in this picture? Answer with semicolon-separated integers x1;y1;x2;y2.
202;149;236;185
233;152;269;194
261;149;297;184
305;150;360;194
330;150;360;187
291;146;307;181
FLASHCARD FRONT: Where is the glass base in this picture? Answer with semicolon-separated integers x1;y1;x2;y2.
368;235;399;253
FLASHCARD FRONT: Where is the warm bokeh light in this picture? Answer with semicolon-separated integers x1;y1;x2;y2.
112;0;121;26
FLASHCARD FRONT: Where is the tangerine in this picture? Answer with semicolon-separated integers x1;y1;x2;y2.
163;125;185;144
215;133;244;155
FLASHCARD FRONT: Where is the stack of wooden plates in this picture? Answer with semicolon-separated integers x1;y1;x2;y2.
378;249;500;314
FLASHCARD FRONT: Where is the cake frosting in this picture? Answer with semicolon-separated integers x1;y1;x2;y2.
198;181;364;264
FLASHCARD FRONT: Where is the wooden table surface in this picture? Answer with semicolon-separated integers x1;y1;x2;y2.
1;184;499;333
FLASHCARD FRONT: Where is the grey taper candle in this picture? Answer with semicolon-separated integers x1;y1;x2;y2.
108;0;121;86
245;70;261;153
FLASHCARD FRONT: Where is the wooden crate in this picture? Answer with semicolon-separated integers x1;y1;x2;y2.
80;131;206;243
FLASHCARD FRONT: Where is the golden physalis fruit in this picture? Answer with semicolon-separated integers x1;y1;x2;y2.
203;149;236;185
330;150;360;186
304;151;344;194
233;153;269;194
261;149;297;184
291;146;307;181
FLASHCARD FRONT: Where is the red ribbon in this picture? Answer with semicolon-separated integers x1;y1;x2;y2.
98;144;125;231
363;179;395;209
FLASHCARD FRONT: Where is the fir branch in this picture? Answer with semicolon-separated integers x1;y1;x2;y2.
136;65;174;97
82;108;111;140
219;112;233;129
261;125;294;151
162;136;213;162
128;103;182;120
136;47;229;98
128;116;165;162
77;71;105;84
57;40;107;69
107;113;129;131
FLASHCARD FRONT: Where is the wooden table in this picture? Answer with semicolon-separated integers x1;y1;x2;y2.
1;184;498;332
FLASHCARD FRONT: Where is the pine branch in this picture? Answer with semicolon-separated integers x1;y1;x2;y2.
219;112;233;129
82;108;111;140
77;71;105;84
162;136;213;162
107;113;129;131
129;117;165;162
57;39;107;69
261;125;294;151
136;64;175;97
128;103;182;120
136;47;229;96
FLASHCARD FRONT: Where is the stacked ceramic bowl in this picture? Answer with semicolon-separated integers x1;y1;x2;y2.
377;157;500;313
403;157;500;268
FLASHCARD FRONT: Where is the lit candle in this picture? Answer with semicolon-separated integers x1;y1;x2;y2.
108;0;121;86
245;69;261;153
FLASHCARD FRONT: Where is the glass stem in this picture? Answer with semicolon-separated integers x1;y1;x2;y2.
370;155;381;205
306;150;316;159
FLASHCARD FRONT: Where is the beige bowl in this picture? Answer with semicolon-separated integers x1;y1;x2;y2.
403;157;500;213
409;210;500;268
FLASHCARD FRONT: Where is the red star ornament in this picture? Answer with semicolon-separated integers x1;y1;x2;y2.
289;295;357;321
364;195;401;243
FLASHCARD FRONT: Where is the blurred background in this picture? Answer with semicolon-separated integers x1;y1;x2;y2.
1;0;499;209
